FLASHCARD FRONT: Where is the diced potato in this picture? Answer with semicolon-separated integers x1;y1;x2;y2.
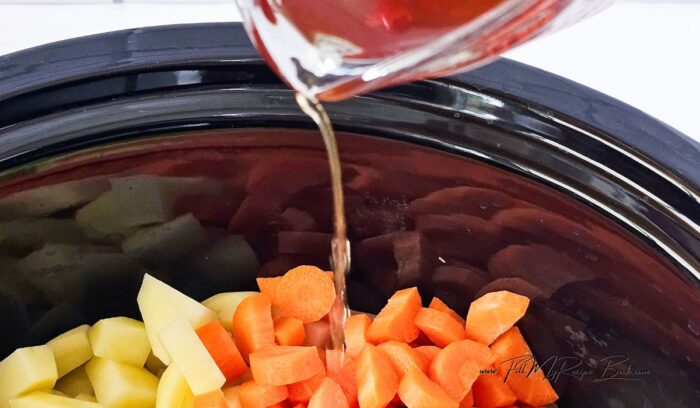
158;317;225;396
121;214;208;267
0;219;86;254
183;235;259;287
89;318;150;367
47;325;93;378
0;346;58;408
201;292;258;331
156;365;194;408
9;391;102;408
85;357;158;408
144;353;166;377
137;274;216;365
0;177;109;221
54;366;93;398
75;394;97;402
76;176;220;242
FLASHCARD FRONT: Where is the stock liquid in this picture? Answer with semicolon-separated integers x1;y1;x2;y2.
295;94;350;368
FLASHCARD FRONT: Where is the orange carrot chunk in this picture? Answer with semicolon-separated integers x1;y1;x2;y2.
328;357;359;408
366;287;421;344
194;389;228;408
398;367;458;408
233;293;276;361
464;290;529;345
273;265;337;323
459;391;473;408
356;345;399;408
489;327;559;406
433;339;495;370
345;314;372;358
415;307;465;347
257;276;282;297
471;374;517;407
430;340;492;402
413;346;441;363
222;386;244;408
429;297;465;326
292;404;307;408
308;377;349;408
196;320;248;382
377;341;429;378
288;370;326;404
237;380;289;408
250;345;325;386
274;316;306;346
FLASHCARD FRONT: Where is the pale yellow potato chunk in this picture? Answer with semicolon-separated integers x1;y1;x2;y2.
0;346;57;408
55;366;93;398
75;394;97;402
156;365;194;408
47;325;93;378
158;317;225;396
202;292;258;331
9;391;102;408
85;357;158;408
89;317;150;367
137;274;216;364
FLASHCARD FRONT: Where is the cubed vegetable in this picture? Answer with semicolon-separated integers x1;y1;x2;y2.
158;317;225;396
8;390;102;408
47;325;93;378
156;365;194;408
89;317;150;367
85;357;158;408
136;274;216;364
0;346;57;408
201;292;258;331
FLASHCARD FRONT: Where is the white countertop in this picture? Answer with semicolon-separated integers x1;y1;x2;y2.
0;0;698;140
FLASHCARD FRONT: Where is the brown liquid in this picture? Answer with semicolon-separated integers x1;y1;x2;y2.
295;93;350;370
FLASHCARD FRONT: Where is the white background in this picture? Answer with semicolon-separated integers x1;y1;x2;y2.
0;0;698;140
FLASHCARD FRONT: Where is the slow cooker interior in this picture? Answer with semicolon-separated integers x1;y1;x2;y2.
0;128;697;406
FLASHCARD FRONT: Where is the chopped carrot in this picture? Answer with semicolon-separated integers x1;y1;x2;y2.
355;345;399;408
257;276;282;297
429;297;465;326
433;339;495;370
325;349;345;375
415;307;465;347
464;291;529;345
328;357;359;408
233;293;276;361
366;287;421;344
459;391;473;408
272;265;337;323
274;316;306;346
489;327;559;406
304;320;331;349
471;374;517;407
345;314;372;358
196;320;248;381
268;402;291;408
288;370;326;404
414;346;441;363
377;341;428;378
398;367;458;408
222;386;244;408
292;404;307;408
308;377;349;408
430;340;492;402
324;271;335;282
194;389;228;408
237;380;289;408
249;345;325;386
